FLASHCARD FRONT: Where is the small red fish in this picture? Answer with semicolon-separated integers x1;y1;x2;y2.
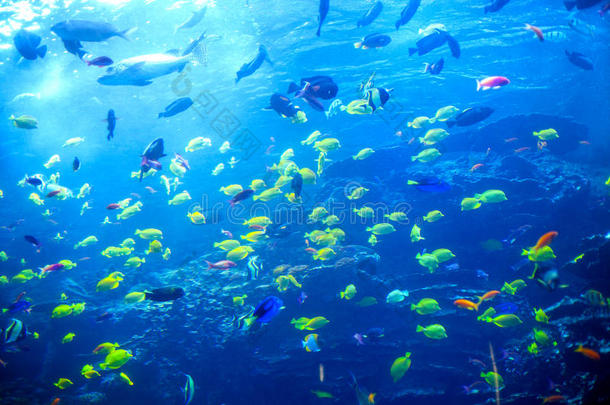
454;299;479;311
575;345;600;361
504;137;518;143
40;263;65;274
106;203;121;210
408;137;415;145
514;147;530;153
394;130;403;137
599;2;610;17
542;395;566;404
145;186;157;193
78;257;91;261
46;190;61;198
221;229;233;239
532;231;558;252
205;260;237;270
130;193;141;199
305;247;317;254
248;224;266;230
486;147;491;156
524;23;544;41
0;358;7;368
537;140;547;150
46;219;58;225
476;290;500;303
579;140;591;145
15;291;26;303
270;136;276;143
470;163;484;172
476;76;510;91
264;145;275;155
51;398;61;405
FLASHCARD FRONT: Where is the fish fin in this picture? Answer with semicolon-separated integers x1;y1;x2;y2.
354;42;362;49
476;79;482;91
133;80;153;86
409;48;417;56
37;45;47;58
118;27;137;41
422;63;430;73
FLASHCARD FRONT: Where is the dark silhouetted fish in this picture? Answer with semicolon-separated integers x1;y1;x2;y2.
395;0;421;30
423;58;444;75
291;172;303;198
140;138;167;181
236;45;273;83
317;0;330;36
357;1;383;28
24;235;40;249
13;29;46;60
106;109;116;140
230;189;254;207
409;29;448;56
288;76;338;100
145;287;184;302
484;0;511;13
446;107;494;128
51;20;132;42
86;56;113;67
72;157;80;172
565;50;593;70
407;177;451;193
564;0;603;10
354;33;391;49
158;97;193;118
61;39;87;59
175;7;206;31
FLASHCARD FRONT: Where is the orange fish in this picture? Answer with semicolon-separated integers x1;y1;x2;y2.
504;137;518;143
476;290;500;303
470;163;484;172
514;147;530;153
575;345;600;361
454;299;479;311
368;393;376;404
51;399;61;405
525;23;544;41
532;231;558;252
248;224;266;230
542;395;566;403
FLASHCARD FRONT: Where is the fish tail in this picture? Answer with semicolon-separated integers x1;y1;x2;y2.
408;48;417;56
118;27;137;41
416;325;424;332
410;304;416;311
37;45;47;58
476;79;482;91
422;63;430;73
354;42;362;49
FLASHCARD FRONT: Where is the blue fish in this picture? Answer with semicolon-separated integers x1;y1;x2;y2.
158;97;193;118
357;1;383;28
408;177;451;193
252;296;283;324
236;45;273;83
106;109;116;140
423;58;444;75
484;0;511;14
5;300;31;314
395;0;421;30
317;0;330;36
495;302;518;315
13;29;46;60
354;33;391;49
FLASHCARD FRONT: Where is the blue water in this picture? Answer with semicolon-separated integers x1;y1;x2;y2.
1;1;610;404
